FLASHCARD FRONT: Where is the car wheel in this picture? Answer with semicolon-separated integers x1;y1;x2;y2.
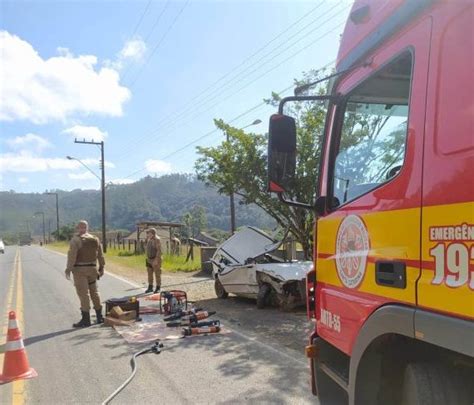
401;362;471;405
256;283;271;309
214;279;228;299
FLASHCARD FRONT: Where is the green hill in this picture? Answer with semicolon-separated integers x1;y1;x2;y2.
0;174;276;237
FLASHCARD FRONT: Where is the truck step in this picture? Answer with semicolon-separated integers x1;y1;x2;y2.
319;362;349;392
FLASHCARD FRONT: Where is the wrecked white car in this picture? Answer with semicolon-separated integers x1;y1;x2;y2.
211;227;312;309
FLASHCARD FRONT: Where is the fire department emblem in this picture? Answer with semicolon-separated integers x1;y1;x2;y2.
335;215;370;289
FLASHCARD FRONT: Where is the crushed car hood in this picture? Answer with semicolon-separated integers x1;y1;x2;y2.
214;226;281;265
256;261;313;282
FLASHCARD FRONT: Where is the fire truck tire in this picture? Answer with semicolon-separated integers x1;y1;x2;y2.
256;283;271;309
400;362;471;405
214;279;228;299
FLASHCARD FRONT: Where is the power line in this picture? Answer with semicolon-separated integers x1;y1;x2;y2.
144;57;336;167
143;0;171;43
133;2;345;139
113;3;348;159
149;8;346;137
127;0;190;88
121;84;293;180
120;20;343;160
119;0;153;81
130;0;152;38
154;1;345;127
151;1;326;117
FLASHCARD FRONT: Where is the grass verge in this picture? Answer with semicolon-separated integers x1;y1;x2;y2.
47;242;201;272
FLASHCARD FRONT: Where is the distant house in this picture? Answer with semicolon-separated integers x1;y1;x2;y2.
124;221;183;254
195;232;219;247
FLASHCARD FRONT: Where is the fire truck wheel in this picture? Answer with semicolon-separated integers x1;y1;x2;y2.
256;283;271;309
214;279;228;299
400;362;470;405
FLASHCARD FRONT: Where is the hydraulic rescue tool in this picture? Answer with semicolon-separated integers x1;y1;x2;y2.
182;324;221;336
163;308;203;322
166;311;216;327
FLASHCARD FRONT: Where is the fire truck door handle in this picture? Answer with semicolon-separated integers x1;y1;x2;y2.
375;261;406;289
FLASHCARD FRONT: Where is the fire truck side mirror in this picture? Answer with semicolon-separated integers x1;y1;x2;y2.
267;114;297;193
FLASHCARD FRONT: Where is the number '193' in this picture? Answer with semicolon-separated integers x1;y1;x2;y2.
429;243;474;289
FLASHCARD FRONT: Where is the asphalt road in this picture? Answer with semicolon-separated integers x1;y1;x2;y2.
0;246;317;404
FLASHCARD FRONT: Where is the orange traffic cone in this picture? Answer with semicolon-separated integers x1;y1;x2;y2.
0;311;37;384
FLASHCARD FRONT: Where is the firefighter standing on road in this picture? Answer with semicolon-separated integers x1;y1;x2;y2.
65;220;105;327
145;228;162;294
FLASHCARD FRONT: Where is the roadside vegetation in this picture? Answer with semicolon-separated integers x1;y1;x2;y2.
47;242;202;272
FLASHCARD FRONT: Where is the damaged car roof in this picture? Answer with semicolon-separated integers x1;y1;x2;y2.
216;226;283;265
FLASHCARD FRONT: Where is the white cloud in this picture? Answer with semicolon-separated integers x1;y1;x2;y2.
68;171;96;180
62;125;108;142
119;39;146;61
0;151;115;173
0;31;131;124
109;178;134;185
106;38;147;70
6;133;52;152
18;176;29;183
145;159;172;174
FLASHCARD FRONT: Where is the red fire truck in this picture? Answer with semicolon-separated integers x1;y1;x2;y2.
267;0;473;403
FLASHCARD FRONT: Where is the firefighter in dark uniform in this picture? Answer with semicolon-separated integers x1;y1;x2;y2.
66;220;105;327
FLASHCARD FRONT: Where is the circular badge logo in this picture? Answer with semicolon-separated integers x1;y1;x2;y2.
335;215;370;289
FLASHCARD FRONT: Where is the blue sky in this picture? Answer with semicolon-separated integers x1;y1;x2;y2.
0;0;352;192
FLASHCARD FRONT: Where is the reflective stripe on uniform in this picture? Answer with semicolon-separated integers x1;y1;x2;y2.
6;339;24;351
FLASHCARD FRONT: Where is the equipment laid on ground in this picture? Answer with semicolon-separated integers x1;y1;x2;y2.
163;307;203;322
159;290;187;315
166;311;216;327
105;297;140;320
167;319;220;328
182;324;221;336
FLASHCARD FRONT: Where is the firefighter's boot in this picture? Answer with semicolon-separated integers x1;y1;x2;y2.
95;308;104;324
145;285;153;293
73;311;91;328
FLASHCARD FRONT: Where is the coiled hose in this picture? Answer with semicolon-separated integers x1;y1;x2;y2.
102;341;163;405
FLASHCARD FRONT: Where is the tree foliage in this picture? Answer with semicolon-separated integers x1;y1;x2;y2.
195;67;404;258
181;205;207;238
195;70;331;258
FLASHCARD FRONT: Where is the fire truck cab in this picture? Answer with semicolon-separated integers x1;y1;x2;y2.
267;0;473;404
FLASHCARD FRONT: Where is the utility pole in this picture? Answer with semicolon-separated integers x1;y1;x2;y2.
74;139;107;252
45;192;59;240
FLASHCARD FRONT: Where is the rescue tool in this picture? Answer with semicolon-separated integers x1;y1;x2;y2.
163;307;203;322
182;325;221;336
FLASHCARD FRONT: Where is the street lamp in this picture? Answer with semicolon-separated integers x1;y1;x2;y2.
34;211;46;245
227;119;262;234
239;119;262;131
67;150;107;253
66;156;101;180
44;192;60;241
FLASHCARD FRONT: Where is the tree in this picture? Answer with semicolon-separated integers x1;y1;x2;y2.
195;69;331;258
52;224;75;241
196;66;406;258
181;205;207;238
